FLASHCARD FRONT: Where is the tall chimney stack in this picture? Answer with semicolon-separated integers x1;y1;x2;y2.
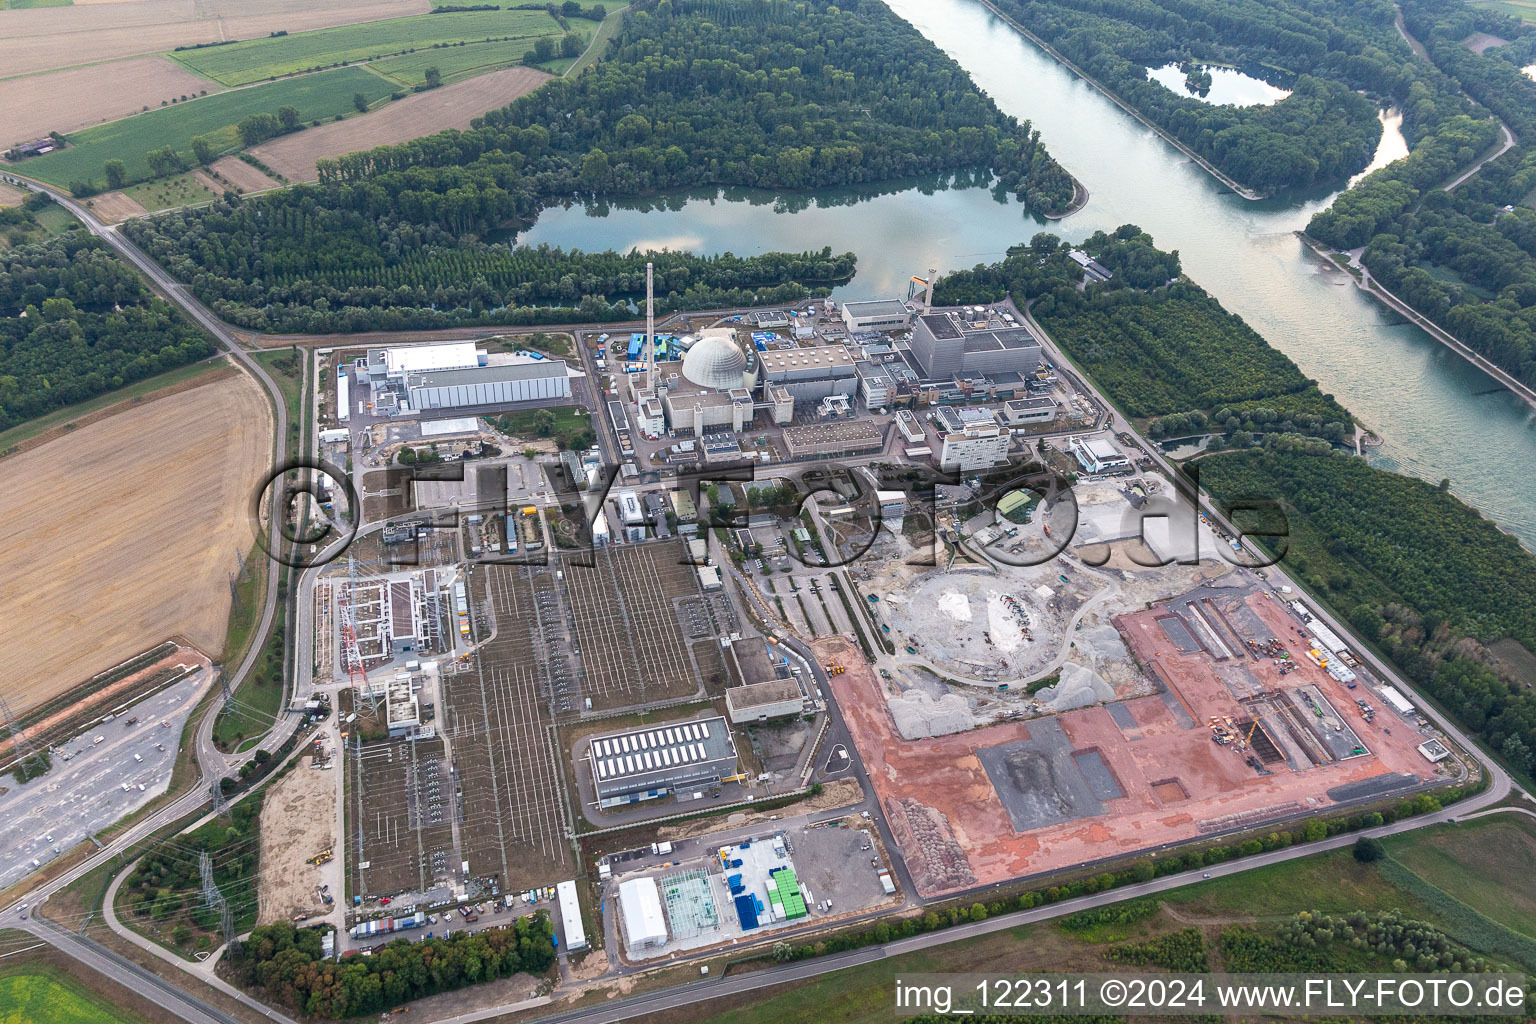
646;261;655;392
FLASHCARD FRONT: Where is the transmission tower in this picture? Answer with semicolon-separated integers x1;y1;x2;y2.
216;667;233;711
0;693;43;780
338;556;374;712
199;852;219;909
199;851;241;957
210;775;230;819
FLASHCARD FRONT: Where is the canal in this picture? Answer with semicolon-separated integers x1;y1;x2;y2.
518;0;1536;547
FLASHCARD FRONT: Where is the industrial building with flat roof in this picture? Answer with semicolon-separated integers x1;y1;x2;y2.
1002;397;1059;426
587;716;738;808
1068;436;1131;474
724;678;804;723
841;299;911;332
756;344;857;402
407;360;571;411
365;342;485;381
781;419;884;459
556;879;587;952
909;310;1044;380
618;877;668;950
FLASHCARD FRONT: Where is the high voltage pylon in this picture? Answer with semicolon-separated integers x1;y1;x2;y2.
210;775;230;820
199;851;239;956
0;693;43;779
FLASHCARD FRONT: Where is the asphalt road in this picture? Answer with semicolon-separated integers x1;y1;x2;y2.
443;791;1520;1024
2;177;296;795
0;177;1525;1024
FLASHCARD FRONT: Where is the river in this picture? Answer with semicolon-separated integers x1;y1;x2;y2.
518;0;1536;547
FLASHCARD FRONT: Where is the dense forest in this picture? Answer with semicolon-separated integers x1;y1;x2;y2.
1201;447;1536;779
125;206;857;332
1306;0;1536;392
934;227;1354;445
0;231;216;431
984;0;1419;191
125;0;1080;333
233;916;556;1017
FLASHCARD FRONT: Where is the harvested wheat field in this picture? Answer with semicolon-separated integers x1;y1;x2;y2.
257;755;337;924
249;65;549;181
207;156;279;193
0;57;219;145
88;191;150;225
0;183;24;207
0;0;428;79
0;369;273;709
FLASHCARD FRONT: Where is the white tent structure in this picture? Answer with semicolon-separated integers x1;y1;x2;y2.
618;877;668;951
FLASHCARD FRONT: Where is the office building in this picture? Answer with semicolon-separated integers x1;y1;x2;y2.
939;422;1011;472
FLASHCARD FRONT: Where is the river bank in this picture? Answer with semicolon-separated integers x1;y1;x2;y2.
1297;231;1536;414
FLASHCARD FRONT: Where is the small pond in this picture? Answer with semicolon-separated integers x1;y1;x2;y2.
1146;63;1292;106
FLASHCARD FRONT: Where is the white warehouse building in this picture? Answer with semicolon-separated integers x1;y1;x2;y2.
556;879;587;952
618;878;668;951
407;361;570;411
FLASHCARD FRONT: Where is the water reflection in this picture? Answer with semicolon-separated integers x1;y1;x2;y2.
1146;63;1292;106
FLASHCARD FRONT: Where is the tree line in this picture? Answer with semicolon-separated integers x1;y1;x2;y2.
122;198;855;332
233;916;557;1017
0;232;216;431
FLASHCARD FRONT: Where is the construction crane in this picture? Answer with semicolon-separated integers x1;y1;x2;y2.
1207;705;1287;749
1241;705;1291;748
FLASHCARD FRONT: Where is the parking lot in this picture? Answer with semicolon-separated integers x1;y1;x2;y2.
563;543;705;712
0;669;208;891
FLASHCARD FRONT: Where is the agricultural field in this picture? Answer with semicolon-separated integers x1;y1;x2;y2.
21;66;395;188
0;0;429;80
1474;0;1536;23
1383;814;1536;940
0;56;217;146
169;8;563;86
206;155;279;192
121;170;217;211
0;965;153;1024
248;65;547;182
0;370;272;709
